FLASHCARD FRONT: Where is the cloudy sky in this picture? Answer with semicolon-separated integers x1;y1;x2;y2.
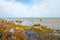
0;0;60;18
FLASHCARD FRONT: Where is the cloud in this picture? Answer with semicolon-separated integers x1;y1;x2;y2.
0;0;26;17
0;0;60;18
0;0;30;17
31;0;60;17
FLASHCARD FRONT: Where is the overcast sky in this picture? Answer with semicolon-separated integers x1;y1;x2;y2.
0;0;60;18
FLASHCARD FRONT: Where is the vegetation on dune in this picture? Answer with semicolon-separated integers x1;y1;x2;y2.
28;24;57;40
0;19;60;40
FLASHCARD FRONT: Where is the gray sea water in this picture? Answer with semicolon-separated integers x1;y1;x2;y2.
5;18;60;29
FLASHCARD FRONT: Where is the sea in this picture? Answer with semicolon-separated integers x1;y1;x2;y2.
3;18;60;29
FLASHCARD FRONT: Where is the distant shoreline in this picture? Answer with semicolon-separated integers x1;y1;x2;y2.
0;18;60;19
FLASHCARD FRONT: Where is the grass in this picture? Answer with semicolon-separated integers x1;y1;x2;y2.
0;19;60;40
